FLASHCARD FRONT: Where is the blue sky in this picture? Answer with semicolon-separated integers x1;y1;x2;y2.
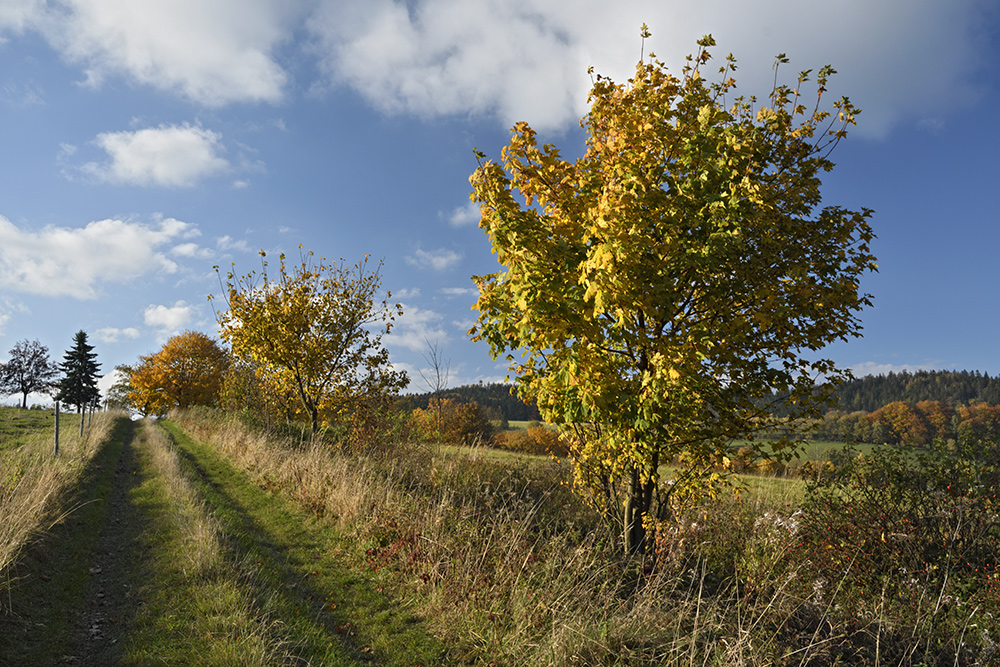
0;0;998;402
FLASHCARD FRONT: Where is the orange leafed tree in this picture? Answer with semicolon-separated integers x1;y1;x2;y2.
127;331;229;416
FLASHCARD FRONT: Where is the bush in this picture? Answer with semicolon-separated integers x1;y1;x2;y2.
493;425;568;456
799;441;1000;660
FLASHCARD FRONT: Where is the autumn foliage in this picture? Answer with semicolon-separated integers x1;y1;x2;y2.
409;398;494;445
126;331;229;416
470;33;876;553
213;249;407;437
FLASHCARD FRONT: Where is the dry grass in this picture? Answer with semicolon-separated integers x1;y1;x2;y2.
171;408;994;665
138;420;223;578
125;420;310;666
0;410;117;590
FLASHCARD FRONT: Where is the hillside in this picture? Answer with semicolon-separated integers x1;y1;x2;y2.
399;382;542;422
833;369;1000;412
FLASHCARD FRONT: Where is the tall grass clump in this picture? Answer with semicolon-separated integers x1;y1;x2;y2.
168;409;823;664
798;441;1000;665
170;407;1000;664
0;410;119;592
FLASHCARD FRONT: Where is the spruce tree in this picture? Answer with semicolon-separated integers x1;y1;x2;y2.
55;330;101;413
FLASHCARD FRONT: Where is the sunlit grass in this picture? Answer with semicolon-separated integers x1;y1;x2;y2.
0;409;117;589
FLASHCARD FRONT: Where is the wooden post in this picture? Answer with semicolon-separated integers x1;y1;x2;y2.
54;401;60;456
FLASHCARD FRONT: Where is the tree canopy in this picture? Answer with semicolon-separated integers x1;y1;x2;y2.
54;330;101;412
124;331;230;416
0;339;58;409
469;33;876;553
213;249;408;436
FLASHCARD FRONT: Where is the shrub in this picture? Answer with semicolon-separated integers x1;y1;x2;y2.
493;425;568;456
799;441;1000;660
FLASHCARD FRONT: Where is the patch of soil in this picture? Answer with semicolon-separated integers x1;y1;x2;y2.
61;430;148;666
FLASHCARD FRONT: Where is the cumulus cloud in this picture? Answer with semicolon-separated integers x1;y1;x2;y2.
80;124;229;187
439;286;478;298
308;0;994;136
386;304;448;353
0;215;193;299
18;0;295;106
393;287;421;299
95;327;141;344
406;248;462;271
1;1;991;135
144;300;193;334
216;235;252;253
446;201;480;227
172;242;214;259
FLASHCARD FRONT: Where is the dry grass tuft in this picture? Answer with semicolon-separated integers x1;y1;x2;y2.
0;411;117;591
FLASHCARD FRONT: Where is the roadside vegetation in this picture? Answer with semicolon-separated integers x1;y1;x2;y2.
167;407;1000;664
0;406;116;586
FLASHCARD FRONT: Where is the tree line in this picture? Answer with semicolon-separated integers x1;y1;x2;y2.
832;369;1000;412
398;383;542;423
0;331;102;417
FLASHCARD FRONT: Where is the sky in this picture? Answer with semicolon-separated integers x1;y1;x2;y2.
0;0;999;404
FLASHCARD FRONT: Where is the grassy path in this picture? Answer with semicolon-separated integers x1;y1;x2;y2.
1;418;444;666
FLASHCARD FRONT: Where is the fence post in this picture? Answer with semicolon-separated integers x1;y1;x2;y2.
54;401;60;456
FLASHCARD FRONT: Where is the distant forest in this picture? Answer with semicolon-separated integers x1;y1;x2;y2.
833;369;1000;412
400;371;1000;424
398;383;542;422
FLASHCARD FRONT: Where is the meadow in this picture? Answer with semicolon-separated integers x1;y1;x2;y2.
2;406;998;665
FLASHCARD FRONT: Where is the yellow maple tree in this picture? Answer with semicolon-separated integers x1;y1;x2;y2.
469;32;877;553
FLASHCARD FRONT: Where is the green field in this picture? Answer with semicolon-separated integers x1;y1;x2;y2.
0;406;55;452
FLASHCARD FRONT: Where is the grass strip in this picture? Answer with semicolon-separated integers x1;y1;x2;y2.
0;414;133;666
146;419;444;666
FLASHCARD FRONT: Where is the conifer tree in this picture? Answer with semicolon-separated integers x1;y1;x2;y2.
55;330;101;414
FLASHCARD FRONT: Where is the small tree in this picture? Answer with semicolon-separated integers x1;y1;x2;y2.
417;337;450;445
469;33;876;553
213;248;408;436
0;339;58;408
55;330;101;414
125;331;230;416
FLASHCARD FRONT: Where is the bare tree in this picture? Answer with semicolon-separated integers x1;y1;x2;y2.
0;339;59;409
417;338;450;445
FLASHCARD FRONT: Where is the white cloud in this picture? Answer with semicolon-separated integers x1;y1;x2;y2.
2;0;990;135
80;124;229;187
21;0;295;106
386;304;448;353
406;247;462;271
216;235;252;253
144;300;193;333
439;286;478;298
308;0;994;136
172;242;214;259
394;287;421;299
0;215;191;299
446;201;480;227
95;327;141;344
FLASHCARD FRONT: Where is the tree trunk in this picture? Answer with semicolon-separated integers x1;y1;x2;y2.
623;467;653;555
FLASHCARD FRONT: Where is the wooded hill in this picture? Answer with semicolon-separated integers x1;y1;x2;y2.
834;369;1000;412
398;383;541;422
402;371;1000;425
